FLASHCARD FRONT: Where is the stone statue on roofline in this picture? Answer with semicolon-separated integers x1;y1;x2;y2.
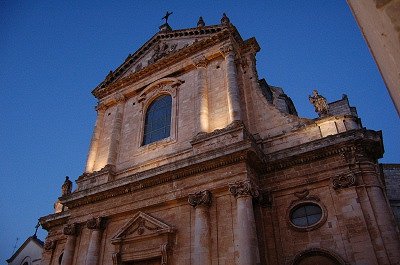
61;176;72;196
309;89;329;117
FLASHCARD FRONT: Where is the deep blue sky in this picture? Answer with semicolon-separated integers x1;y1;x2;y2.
1;1;398;262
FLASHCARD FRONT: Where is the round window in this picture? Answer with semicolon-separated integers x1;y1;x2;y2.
290;203;323;227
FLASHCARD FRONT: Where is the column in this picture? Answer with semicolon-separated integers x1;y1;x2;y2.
107;94;125;166
61;223;77;265
221;45;242;122
188;190;212;265
85;217;106;265
85;103;106;173
192;55;209;133
229;180;260;265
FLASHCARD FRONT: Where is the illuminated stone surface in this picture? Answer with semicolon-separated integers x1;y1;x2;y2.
39;15;400;265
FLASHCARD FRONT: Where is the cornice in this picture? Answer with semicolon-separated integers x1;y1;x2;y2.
39;211;70;231
62;127;264;209
263;129;383;173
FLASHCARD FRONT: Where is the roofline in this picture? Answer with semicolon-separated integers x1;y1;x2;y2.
92;22;249;99
6;236;43;263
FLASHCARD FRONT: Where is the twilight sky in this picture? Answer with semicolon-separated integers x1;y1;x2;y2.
0;1;398;262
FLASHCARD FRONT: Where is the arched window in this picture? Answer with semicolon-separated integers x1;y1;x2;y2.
143;95;172;145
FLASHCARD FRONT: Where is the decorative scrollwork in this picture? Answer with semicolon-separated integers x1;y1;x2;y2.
332;174;356;190
188;190;212;207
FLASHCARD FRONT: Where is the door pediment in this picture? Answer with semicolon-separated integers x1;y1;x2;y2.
111;212;175;265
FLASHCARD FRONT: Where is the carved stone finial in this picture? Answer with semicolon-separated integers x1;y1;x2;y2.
188;190;212;207
87;217;106;230
221;13;230;25
197;16;205;27
63;223;77;236
61;176;72;196
229;180;259;198
309;90;329;117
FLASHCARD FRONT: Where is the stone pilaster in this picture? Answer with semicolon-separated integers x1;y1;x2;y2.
188;190;212;265
192;55;209;133
85;217;107;265
220;44;242;122
229;180;260;265
85;103;106;173
61;223;78;265
107;94;125;166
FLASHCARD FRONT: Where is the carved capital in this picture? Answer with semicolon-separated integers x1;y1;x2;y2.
95;102;107;112
229;180;259;198
44;239;56;251
332;173;356;190
188;190;212;207
220;44;235;57
192;55;208;68
114;93;126;104
87;217;107;230
63;223;77;236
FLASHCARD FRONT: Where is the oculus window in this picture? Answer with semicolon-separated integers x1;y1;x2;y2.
143;95;172;145
290;203;322;228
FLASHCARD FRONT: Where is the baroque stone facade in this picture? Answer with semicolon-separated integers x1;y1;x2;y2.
40;15;400;265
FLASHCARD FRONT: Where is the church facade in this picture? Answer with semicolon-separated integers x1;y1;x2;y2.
40;15;400;265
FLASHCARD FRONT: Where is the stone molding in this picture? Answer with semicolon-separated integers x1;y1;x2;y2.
191;120;244;143
111;212;174;265
188;190;212;207
86;217;107;230
229;180;259;198
44;239;56;251
289;247;349;265
63;223;77;236
263;129;383;174
332;173;356;190
93;26;233;99
64;149;252;209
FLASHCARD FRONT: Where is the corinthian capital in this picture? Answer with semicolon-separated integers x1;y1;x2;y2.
229;180;259;198
220;44;235;57
86;217;107;230
63;223;77;236
188;190;212;208
192;55;208;68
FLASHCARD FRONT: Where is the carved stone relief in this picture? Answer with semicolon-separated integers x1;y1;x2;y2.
229;180;259;198
332;173;356;190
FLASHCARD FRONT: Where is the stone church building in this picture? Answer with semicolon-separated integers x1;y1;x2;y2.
39;15;400;265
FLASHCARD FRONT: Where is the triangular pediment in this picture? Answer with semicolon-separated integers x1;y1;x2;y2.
94;24;231;95
111;212;174;243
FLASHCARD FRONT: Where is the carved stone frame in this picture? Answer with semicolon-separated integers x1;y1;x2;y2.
137;78;182;151
286;192;327;232
111;211;175;265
